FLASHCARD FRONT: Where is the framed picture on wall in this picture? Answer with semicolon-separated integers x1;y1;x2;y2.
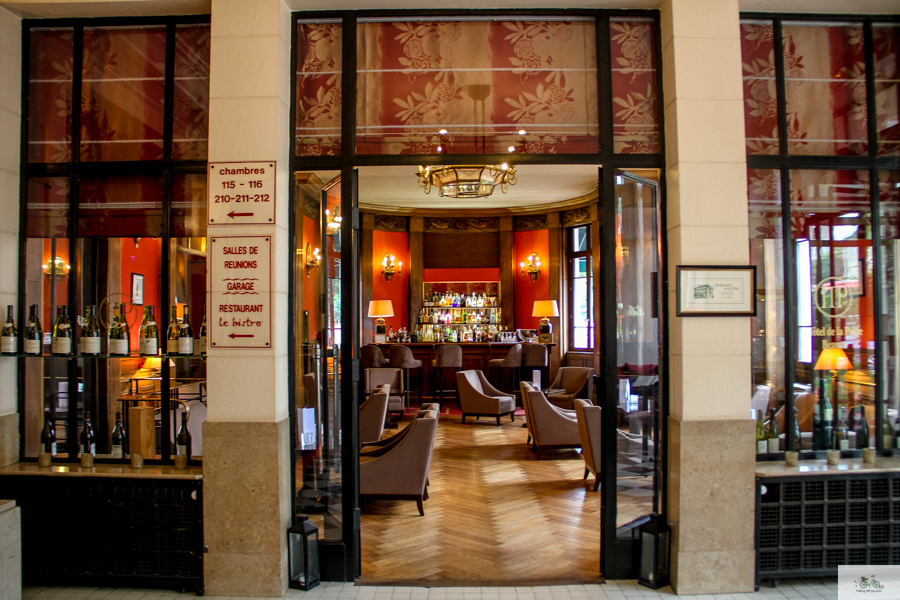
676;265;756;317
131;273;144;305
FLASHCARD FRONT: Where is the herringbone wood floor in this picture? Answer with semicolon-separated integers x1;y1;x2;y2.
359;415;604;585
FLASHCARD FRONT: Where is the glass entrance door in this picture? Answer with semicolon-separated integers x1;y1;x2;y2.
599;169;664;578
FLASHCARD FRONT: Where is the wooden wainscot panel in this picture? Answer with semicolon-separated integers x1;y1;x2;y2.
423;232;500;269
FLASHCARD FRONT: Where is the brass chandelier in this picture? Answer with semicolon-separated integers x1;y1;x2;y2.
416;164;517;199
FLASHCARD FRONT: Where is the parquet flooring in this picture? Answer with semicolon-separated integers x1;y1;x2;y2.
359;415;604;585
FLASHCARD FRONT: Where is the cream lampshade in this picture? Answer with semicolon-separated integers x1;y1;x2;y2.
532;300;559;343
367;300;394;343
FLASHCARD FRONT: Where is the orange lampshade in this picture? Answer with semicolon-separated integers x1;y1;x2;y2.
814;348;853;371
532;300;560;318
367;300;394;318
142;357;176;369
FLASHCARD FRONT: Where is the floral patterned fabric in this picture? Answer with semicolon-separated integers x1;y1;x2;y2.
741;21;779;155
78;176;163;237
352;19;598;155
610;19;659;154
874;25;900;156
173;24;211;161
28;29;74;163
26;177;70;238
295;20;343;156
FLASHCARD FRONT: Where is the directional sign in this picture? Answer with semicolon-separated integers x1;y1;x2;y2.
209;236;272;349
208;161;276;225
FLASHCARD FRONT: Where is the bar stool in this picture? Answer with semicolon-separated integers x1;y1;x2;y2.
361;344;388;368
487;343;522;394
389;345;423;412
521;343;549;390
431;344;463;411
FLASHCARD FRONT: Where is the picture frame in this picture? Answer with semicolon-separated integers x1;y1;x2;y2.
131;273;144;305
676;265;756;317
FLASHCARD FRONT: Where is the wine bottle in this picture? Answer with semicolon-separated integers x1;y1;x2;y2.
198;311;207;357
792;406;801;452
108;305;128;356
1;305;16;355
24;305;42;356
176;411;192;457
40;410;56;457
850;405;870;449
111;411;126;458
835;406;850;450
812;402;825;451
80;305;101;356
166;306;180;355
140;305;159;356
765;407;779;453
822;389;833;423
756;409;767;454
119;303;131;355
178;304;194;356
80;411;96;457
882;404;894;450
52;306;72;356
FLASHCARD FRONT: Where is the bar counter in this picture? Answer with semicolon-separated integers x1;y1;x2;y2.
373;342;555;398
0;461;203;479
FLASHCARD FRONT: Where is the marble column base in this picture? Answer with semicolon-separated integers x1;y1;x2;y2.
0;500;21;600
0;414;19;468
668;416;756;594
203;419;291;597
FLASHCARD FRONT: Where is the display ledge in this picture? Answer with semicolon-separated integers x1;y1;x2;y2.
756;456;900;477
0;462;203;480
0;353;206;359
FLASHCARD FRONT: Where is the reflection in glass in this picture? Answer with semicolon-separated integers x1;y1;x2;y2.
610;18;660;154
172;24;211;160
614;171;661;528
295;20;342;157
28;28;73;163
874;25;900;156
880;172;900;440
791;170;873;449
740;20;779;155
749;169;785;414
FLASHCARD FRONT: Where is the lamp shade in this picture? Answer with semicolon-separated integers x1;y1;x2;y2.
814;348;853;371
532;300;560;318
367;300;394;318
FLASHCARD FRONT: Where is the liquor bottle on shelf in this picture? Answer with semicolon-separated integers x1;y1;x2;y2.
80;411;96;457
41;410;56;457
25;305;42;356
791;406;801;452
178;304;194;356
111;411;126;458
198;312;207;357
176;411;192;458
140;305;159;356
765;407;779;453
166;306;180;355
882;404;894;450
52;306;72;356
834;406;850;450
756;409;767;454
80;305;101;356
1;305;16;355
108;305;128;356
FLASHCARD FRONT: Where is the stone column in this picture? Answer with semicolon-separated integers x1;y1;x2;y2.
660;0;755;593
203;0;293;595
0;6;21;468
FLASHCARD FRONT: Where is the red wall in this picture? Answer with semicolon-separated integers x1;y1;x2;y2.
372;230;408;331
120;237;161;348
514;229;550;330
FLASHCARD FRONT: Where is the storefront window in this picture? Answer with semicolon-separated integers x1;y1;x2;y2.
880;172;900;439
874;24;900;156
27;28;73;164
567;225;592;350
354;17;599;155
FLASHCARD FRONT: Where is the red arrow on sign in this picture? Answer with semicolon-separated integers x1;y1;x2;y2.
227;211;254;219
229;333;255;339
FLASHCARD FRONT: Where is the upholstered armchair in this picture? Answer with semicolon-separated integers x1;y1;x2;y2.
359;412;439;516
455;370;517;425
358;390;389;448
546;367;595;410
520;381;580;459
366;367;405;417
574;399;602;491
360;408;437;456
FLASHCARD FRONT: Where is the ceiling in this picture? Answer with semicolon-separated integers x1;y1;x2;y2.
356;164;600;213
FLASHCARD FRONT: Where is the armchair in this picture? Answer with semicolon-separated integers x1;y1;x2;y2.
546;367;594;410
456;370;517;425
359;390;389;448
520;381;581;459
574;399;602;491
366;368;405;417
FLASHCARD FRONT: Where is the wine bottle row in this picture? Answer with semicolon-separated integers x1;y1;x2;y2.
40;409;192;461
755;400;900;453
1;303;207;358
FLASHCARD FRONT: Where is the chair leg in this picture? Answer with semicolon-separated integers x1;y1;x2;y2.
592;477;601;492
527;434;531;444
424;488;429;500
417;497;424;516
496;416;501;426
584;467;589;480
461;415;466;424
454;367;461;408
511;413;515;422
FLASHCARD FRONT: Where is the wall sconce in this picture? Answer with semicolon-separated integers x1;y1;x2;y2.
305;244;321;277
326;206;342;235
42;256;71;281
520;253;541;282
381;253;402;282
134;237;141;248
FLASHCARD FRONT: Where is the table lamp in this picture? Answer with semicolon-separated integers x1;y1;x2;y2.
532;300;559;344
814;347;852;440
368;300;394;343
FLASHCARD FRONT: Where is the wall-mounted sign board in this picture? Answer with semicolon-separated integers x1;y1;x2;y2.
209;236;272;349
208;161;276;225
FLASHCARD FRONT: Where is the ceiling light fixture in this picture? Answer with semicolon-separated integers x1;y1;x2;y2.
416;164;517;199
